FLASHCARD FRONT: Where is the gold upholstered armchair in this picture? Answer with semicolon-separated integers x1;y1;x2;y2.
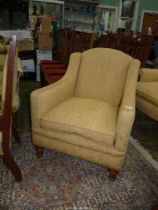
31;48;140;180
136;68;158;121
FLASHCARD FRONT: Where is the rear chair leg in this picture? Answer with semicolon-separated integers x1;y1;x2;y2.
108;168;119;181
35;145;44;158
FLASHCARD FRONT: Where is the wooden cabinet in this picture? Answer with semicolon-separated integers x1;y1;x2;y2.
29;0;64;29
64;0;99;33
0;0;29;30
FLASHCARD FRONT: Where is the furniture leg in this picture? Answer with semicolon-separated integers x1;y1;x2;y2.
3;151;22;182
35;145;44;157
108;168;119;181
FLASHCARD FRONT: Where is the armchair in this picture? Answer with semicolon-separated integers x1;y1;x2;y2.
136;68;158;121
31;48;140;180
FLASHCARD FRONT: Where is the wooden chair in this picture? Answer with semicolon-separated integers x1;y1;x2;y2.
117;34;133;53
40;31;96;86
72;31;96;53
96;34;110;48
40;28;74;86
108;33;119;49
129;35;154;67
53;27;72;64
0;35;22;181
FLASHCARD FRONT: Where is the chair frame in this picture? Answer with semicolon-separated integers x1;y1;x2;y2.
0;35;22;181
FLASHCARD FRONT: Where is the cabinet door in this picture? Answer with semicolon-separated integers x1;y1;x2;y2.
141;12;158;36
97;7;117;33
29;0;64;29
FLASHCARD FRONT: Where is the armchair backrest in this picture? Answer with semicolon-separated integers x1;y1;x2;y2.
74;48;134;106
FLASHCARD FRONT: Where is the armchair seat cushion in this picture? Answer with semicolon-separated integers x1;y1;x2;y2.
137;82;158;106
40;97;118;147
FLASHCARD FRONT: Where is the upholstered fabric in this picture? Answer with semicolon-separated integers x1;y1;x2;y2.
136;68;158;121
0;54;6;70
136;96;158;121
31;48;140;171
0;44;8;70
75;48;133;106
0;43;8;53
137;82;158;106
41;97;118;147
139;68;158;82
115;58;140;152
32;133;125;170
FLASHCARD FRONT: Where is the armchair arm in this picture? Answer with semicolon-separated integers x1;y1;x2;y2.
139;68;158;82
115;59;140;152
31;52;81;129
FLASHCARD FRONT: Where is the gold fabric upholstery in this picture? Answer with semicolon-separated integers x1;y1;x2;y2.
41;97;118;147
31;48;140;171
136;68;158;121
0;43;8;52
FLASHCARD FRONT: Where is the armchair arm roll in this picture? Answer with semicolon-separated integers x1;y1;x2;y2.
31;52;81;129
115;59;140;152
139;68;158;82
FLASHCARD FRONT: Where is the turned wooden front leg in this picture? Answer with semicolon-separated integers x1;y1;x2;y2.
35;145;44;158
3;152;22;182
108;168;119;181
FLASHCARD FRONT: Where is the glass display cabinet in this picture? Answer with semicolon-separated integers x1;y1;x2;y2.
64;0;99;33
118;0;137;31
29;0;64;29
96;5;118;33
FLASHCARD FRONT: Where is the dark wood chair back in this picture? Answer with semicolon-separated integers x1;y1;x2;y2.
72;31;96;53
54;27;72;62
96;34;110;48
117;35;133;53
129;35;154;67
108;34;119;49
0;35;22;181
